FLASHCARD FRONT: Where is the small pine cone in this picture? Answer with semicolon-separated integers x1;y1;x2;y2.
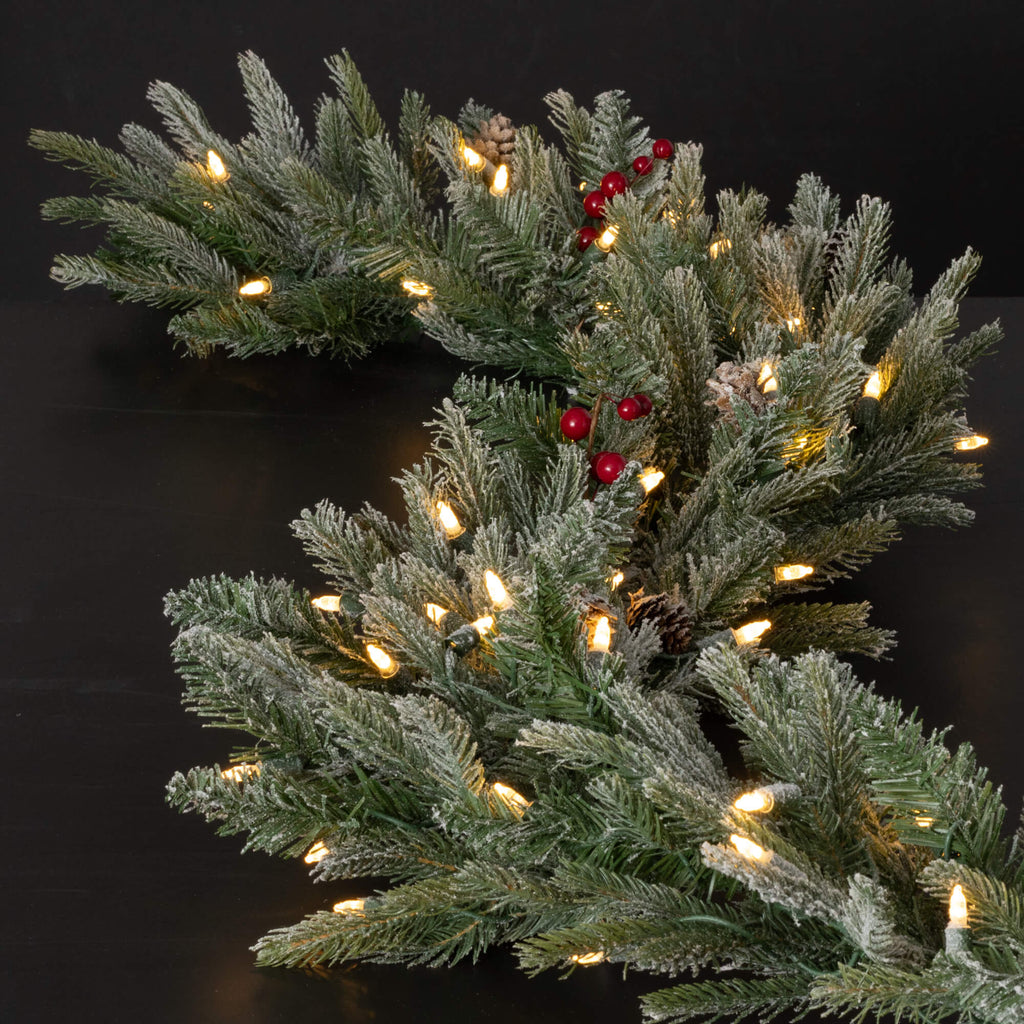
471;114;516;167
705;360;768;425
626;587;693;655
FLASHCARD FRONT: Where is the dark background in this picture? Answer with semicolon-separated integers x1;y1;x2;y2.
2;2;1022;1021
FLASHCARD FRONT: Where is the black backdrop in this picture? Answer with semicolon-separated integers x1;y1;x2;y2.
2;3;1022;1022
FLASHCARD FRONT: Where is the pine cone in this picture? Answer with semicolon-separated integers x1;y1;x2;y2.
705;360;768;425
471;114;516;168
626;588;693;654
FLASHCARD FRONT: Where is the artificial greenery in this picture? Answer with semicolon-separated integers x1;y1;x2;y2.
37;50;1018;1023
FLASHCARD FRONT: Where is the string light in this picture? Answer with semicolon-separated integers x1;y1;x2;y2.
238;277;272;297
709;238;732;259
365;643;399;678
595;226;617;252
471;615;494;636
484;570;511;609
955;435;988;451
758;363;778;394
730;834;772;862
311;595;342;612
424;603;449;625
304;841;330;864
773;564;814;583
221;763;261;783
733;789;774;813
589;615;612;653
436;501;465;539
461;143;485;170
785;316;802;332
332;899;366;915
863;371;883;399
578;181;588;192
945;884;971;952
402;279;434;299
206;149;230;182
731;620;771;645
609;571;625;590
639;469;665;493
570;952;606;966
915;816;936;828
491;781;531;817
489;164;509;196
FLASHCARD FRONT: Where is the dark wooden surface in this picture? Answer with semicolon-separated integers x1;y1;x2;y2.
2;297;1021;1022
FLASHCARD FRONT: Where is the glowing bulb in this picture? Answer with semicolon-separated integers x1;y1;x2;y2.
588;615;612;653
436;501;465;539
365;643;399;678
206;149;229;182
734;789;773;813
730;834;771;862
332;899;366;915
484;570;511;609
221;763;261;783
202;200;215;210
492;781;531;817
311;595;342;612
915;816;936;828
731;620;772;645
471;615;495;636
424;603;449;625
785;316;802;332
461;143;484;170
639;469;665;493
773;564;814;583
571;952;606;965
949;885;968;929
578;181;588;192
955;435;988;451
595;226;618;252
304;841;330;864
238;277;272;297
709;238;732;259
609;571;625;590
489;164;509;196
758;363;778;394
402;279;434;299
863;371;883;399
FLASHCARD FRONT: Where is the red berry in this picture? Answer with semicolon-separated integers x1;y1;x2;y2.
601;171;629;198
633;393;653;416
593;451;627;484
632;155;654;176
560;406;592;440
577;226;599;251
583;190;607;218
652;138;674;159
617;397;642;421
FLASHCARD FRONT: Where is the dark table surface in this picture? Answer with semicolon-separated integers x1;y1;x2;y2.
3;297;1021;1022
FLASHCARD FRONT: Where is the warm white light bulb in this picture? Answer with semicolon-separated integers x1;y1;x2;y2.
221;763;261;783
304;841;330;864
863;371;883;399
733;789;773;813
773;564;814;583
639;469;665;493
571;951;606;965
238;277;272;297
365;643;399;678
489;164;509;196
311;595;342;612
492;781;531;817
785;315;802;332
332;898;366;915
709;238;732;259
402;279;434;299
471;615;494;636
461;143;484;170
589;615;612;653
609;571;625;590
758;363;778;393
731;620;772;645
595;226;618;252
424;603;449;625
484;570;511;608
915;816;936;828
949;885;968;929
436;501;465;539
206;149;230;182
730;834;771;862
955;435;988;451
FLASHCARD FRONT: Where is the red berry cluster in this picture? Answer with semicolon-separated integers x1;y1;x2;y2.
576;139;675;252
559;393;654;484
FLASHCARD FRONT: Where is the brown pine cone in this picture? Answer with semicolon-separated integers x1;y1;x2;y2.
471;114;516;167
626;587;694;654
705;360;769;425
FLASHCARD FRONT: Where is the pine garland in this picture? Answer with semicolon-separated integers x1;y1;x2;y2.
35;49;1019;1023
